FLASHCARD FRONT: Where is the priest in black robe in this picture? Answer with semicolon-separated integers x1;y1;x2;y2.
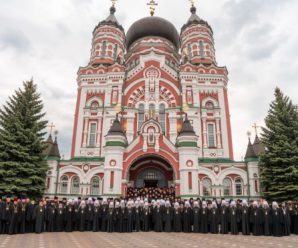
55;202;65;232
281;202;291;236
0;196;3;234
86;198;94;231
134;202;141;232
46;201;55;232
153;202;163;232
271;202;283;237
8;198;19;235
192;201;200;233
100;200;108;232
73;199;80;231
173;202;182;232
33;200;45;234
18;198;27;234
250;201;263;236
182;201;192;233
142;202;151;232
92;200;101;232
2;197;11;234
240;200;250;235
119;200;126;232
113;201;121;232
228;201;240;235
106;202;115;232
219;200;229;234
292;204;298;235
200;201;209;233
65;200;73;232
126;201;134;232
163;201;172;232
78;200;87;232
209;202;219;234
262;201;272;236
26;200;36;233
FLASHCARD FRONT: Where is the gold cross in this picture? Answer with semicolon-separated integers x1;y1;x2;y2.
147;0;158;16
111;0;117;7
252;123;261;136
48;122;55;136
189;0;195;7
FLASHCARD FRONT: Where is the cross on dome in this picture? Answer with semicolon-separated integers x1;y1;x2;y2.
252;123;261;136
147;0;158;16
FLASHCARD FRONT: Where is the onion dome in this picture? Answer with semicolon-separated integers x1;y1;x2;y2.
126;16;180;50
181;6;213;33
107;114;125;136
93;6;124;33
178;115;196;137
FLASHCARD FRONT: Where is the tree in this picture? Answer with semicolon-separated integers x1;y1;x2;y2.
260;87;298;202
0;80;48;199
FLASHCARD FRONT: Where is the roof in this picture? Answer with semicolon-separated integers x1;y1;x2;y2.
244;138;256;159
43;134;60;158
252;135;265;156
181;6;213;34
107;115;125;136
126;16;180;50
93;6;124;33
178;115;196;137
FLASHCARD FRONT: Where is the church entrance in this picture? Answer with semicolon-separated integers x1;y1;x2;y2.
126;155;175;199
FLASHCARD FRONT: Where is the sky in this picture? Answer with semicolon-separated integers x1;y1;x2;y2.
0;0;297;161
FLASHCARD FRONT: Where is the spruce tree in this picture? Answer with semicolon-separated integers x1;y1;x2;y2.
0;80;48;199
260;87;298;202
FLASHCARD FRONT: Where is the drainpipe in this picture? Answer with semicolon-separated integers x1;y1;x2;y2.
245;159;251;201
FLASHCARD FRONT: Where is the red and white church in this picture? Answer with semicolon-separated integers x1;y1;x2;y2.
44;3;263;199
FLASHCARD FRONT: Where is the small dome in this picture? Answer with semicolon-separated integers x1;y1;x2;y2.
126;16;180;50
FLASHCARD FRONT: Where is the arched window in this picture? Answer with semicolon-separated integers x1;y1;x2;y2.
207;123;215;147
138;103;145;131
253;173;259;193
60;176;68;194
88;123;97;147
71;176;80;195
159;103;166;133
91;177;100;195
101;41;107;57
202;178;212;196
235;178;243;196
149;103;155;119
91;101;99;109
223;178;232;196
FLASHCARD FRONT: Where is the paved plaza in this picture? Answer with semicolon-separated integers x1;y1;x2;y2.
0;232;297;248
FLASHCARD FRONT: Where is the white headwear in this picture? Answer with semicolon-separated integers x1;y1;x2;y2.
221;200;226;206
67;199;73;205
174;202;179;208
231;201;236;207
194;201;199;207
202;201;207;207
212;201;217;208
94;200;99;206
242;200;248;207
272;201;279;208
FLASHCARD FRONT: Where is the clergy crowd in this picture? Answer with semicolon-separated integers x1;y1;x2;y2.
0;196;298;237
126;187;175;201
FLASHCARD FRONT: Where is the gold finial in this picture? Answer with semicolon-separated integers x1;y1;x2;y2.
48;122;55;136
189;0;195;7
111;0;117;7
147;0;158;16
252;123;261;136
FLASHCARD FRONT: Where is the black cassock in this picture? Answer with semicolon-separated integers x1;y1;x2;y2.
0;202;3;234
113;208;121;232
240;207;250;235
33;206;45;234
106;208;114;232
119;208;126;232
263;208;272;236
65;205;73;232
182;207;192;233
86;205;94;231
209;208;219;234
8;204;19;235
26;203;35;233
134;207;141;232
173;208;182;232
250;207;264;236
192;207;200;233
281;208;291;236
46;205;55;232
2;203;11;234
153;207;163;232
200;207;209;233
163;207;172;232
228;207;239;235
55;208;65;232
142;208;151;232
272;208;283;237
73;204;80;231
126;207;134;232
78;207;86;232
292;209;298;235
18;203;27;234
219;206;229;234
92;206;101;232
100;205;108;231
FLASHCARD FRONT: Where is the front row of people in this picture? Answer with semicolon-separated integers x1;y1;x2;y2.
1;197;298;236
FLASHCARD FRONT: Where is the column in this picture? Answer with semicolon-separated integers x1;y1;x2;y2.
96;117;102;147
82;117;89;147
215;118;222;148
202;117;207;148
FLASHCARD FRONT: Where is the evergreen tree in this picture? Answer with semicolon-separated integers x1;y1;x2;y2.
0;80;48;199
260;87;298;202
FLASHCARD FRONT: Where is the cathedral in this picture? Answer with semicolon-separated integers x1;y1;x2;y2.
44;2;263;200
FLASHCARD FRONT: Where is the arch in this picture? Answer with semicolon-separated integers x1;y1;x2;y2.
202;177;212;197
223;177;232;196
70;176;80;194
60;175;68;194
90;176;100;195
218;168;247;185
201;96;219;108
235;177;244;196
85;96;103;108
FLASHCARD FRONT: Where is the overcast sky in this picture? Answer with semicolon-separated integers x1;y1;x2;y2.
0;0;297;160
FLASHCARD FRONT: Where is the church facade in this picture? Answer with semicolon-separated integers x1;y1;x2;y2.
44;5;262;199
